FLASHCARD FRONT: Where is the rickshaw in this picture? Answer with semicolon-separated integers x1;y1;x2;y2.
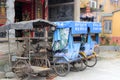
52;21;87;76
79;22;102;67
52;21;101;76
0;19;56;79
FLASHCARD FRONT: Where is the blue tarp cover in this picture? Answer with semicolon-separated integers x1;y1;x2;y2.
52;28;70;51
54;21;88;34
52;21;102;51
72;22;88;34
54;21;73;28
87;22;102;33
54;21;102;34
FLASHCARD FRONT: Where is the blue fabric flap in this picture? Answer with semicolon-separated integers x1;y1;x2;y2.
53;29;60;41
52;28;70;51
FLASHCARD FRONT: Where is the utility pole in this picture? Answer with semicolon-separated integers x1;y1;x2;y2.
96;0;98;22
74;0;80;21
6;0;15;71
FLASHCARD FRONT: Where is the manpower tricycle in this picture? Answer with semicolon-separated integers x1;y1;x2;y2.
52;21;101;76
0;19;56;79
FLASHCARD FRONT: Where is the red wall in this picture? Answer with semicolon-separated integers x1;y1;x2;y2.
0;24;3;26
22;3;32;19
111;37;120;45
16;0;35;20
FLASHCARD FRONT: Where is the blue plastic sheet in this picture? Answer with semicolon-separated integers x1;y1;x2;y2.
72;22;88;34
52;28;70;51
87;34;92;44
53;21;102;52
54;21;88;34
87;22;102;33
53;29;60;41
54;21;73;28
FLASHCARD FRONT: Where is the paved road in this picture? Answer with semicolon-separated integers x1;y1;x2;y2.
0;42;120;80
1;58;120;80
54;58;120;80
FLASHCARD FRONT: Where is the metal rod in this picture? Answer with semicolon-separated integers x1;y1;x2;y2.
28;29;31;65
8;29;11;68
17;37;19;49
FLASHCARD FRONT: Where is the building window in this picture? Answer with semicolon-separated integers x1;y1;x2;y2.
0;0;6;16
90;0;97;9
104;20;112;33
48;0;74;21
99;4;103;10
110;0;119;6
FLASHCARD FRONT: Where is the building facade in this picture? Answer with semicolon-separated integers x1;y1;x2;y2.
99;0;120;45
0;0;47;25
48;0;80;21
80;0;98;21
112;10;120;44
0;0;48;37
15;0;46;22
48;0;74;21
0;0;6;26
48;0;97;21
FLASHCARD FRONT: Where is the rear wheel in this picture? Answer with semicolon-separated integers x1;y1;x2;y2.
53;58;70;77
84;54;97;67
71;60;86;72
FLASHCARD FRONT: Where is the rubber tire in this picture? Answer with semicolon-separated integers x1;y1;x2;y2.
71;60;86;72
84;54;97;67
53;58;70;77
79;60;87;71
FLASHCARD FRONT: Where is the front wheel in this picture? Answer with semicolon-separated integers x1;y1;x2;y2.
84;53;97;67
53;58;70;77
12;60;31;79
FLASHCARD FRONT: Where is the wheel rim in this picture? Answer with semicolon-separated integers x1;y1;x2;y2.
78;60;87;71
71;60;86;72
84;55;97;67
54;58;70;77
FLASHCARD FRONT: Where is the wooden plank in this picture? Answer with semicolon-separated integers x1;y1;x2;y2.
12;66;27;69
15;57;29;60
31;66;51;73
0;37;52;41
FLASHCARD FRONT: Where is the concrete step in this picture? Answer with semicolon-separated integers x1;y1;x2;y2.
5;72;16;78
0;71;5;79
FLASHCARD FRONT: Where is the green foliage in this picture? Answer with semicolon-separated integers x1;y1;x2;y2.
105;37;110;45
111;42;117;46
100;34;111;45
